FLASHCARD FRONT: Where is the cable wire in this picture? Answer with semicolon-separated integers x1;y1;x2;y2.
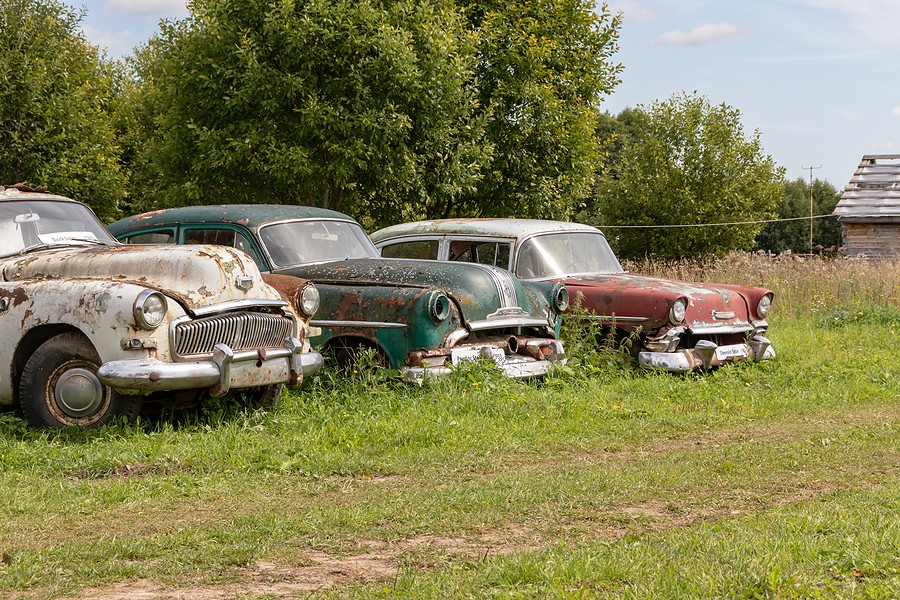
599;213;837;229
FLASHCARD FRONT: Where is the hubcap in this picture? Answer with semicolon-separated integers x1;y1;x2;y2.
54;368;104;418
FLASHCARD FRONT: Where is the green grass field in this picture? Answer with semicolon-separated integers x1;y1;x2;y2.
0;255;897;598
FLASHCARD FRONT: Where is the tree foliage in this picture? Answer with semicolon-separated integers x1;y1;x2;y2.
123;0;489;226
121;0;621;227
0;0;125;220
457;0;622;220
590;92;785;260
755;177;842;254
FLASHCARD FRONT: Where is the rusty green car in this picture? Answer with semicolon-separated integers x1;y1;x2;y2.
108;205;567;382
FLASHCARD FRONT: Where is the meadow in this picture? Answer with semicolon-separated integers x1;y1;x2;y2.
0;254;897;599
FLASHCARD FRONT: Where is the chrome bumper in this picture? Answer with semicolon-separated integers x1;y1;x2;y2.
401;341;566;383
638;335;775;372
98;338;324;396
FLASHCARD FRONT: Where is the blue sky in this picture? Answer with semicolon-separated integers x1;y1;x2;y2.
73;0;900;187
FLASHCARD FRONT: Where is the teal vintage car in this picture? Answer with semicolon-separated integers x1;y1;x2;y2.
108;206;567;382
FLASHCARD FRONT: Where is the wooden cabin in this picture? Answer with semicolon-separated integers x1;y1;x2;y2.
834;154;900;257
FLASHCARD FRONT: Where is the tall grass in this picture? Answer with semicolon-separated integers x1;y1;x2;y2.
624;252;900;317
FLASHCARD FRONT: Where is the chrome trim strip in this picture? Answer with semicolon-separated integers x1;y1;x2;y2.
191;298;288;316
444;328;470;348
467;317;552;331
311;319;407;329
584;315;648;323
689;324;753;335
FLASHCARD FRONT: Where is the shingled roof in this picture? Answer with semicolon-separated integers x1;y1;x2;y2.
834;154;900;222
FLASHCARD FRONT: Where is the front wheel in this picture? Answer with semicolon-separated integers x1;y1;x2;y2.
19;333;142;429
249;384;283;408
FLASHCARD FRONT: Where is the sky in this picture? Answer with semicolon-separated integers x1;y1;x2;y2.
73;0;900;187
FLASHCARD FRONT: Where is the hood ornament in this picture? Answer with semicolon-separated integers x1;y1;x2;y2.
235;276;254;292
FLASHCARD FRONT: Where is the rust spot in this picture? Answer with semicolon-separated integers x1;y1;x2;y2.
3;286;30;307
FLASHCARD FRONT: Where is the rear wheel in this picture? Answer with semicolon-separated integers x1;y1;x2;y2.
19;333;142;429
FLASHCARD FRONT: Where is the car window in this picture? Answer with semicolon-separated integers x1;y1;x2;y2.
473;242;511;268
259;219;380;266
123;230;175;245
381;240;439;260
448;240;512;269
516;232;623;278
0;200;116;256
184;228;261;267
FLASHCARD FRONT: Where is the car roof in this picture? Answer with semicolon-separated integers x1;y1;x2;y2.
0;187;76;203
109;204;357;232
370;218;603;242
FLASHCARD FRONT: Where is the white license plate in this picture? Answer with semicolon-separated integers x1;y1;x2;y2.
715;344;748;361
450;347;505;365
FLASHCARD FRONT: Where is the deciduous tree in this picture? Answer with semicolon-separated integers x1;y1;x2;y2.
593;92;784;260
124;0;489;228
0;0;125;219
458;0;622;220
755;177;841;254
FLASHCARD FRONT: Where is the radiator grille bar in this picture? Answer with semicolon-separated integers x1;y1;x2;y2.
174;312;293;357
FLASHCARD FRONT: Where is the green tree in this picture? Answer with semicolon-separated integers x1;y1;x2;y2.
755;177;841;254
0;0;125;220
592;92;784;260
458;0;622;219
123;0;490;228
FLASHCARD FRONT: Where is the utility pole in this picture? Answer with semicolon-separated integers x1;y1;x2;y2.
802;164;821;254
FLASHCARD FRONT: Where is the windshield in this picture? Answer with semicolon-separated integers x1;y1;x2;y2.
516;232;623;278
0;199;116;257
259;219;380;267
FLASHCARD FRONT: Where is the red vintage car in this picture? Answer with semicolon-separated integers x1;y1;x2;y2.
371;219;774;372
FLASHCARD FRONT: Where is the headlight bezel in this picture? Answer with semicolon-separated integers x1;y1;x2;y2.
133;290;168;330
296;282;320;317
669;297;687;325
429;291;452;323
551;283;570;314
756;293;773;318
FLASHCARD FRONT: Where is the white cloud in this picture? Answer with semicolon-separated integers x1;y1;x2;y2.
892;106;900;116
790;0;900;49
106;0;187;19
79;25;136;57
655;23;742;47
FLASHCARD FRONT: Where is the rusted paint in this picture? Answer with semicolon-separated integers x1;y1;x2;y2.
0;192;324;415
108;204;565;377
371;219;775;372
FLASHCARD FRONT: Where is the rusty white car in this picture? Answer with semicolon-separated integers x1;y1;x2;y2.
0;185;323;428
371;219;775;372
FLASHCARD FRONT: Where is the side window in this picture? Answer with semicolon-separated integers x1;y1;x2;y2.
472;242;512;269
123;230;176;244
184;228;262;267
381;240;439;260
448;240;474;262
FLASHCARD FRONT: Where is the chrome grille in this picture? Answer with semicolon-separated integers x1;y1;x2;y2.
173;311;293;357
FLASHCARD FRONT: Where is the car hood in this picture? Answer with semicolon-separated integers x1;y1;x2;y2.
277;257;549;323
563;272;758;330
1;244;280;311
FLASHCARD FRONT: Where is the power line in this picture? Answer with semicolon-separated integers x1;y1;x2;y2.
599;213;837;229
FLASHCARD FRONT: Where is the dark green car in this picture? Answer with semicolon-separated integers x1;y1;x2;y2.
108;205;567;382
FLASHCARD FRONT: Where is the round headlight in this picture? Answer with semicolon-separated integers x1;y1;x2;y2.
134;290;167;330
429;291;452;323
551;283;570;314
297;283;320;317
757;293;773;318
669;298;687;324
